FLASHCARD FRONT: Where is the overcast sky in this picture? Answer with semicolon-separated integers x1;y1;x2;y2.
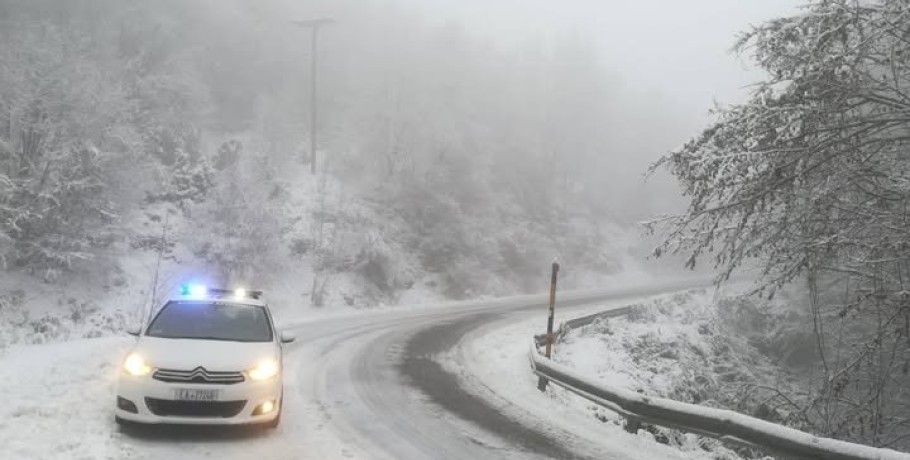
407;0;804;119
276;0;808;217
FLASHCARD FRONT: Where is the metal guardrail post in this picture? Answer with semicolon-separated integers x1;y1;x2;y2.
537;261;560;391
624;418;642;434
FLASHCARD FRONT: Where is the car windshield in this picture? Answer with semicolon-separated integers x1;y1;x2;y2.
146;301;273;342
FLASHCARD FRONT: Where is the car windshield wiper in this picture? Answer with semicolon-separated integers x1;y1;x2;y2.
198;336;272;342
192;336;266;342
149;334;266;342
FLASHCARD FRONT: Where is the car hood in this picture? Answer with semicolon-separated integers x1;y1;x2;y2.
134;336;279;372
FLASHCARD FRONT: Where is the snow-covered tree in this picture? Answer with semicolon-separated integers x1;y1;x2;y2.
0;19;131;278
652;0;910;448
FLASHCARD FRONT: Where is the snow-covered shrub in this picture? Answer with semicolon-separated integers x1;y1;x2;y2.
495;231;552;292
585;317;614;336
187;149;284;287
357;248;394;291
353;233;409;293
214;139;242;171
2;305;128;347
376;179;494;297
66;298;98;324
0;289;25;311
715;293;818;367
625;303;658;323
0;141;119;279
556;292;802;458
145;128;214;209
8;145;117;278
29;314;65;342
442;259;492;299
288;236;314;257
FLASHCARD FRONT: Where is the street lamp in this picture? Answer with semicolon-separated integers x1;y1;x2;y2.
294;18;335;174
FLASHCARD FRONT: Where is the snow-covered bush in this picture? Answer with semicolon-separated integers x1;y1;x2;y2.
144;128;214;209
557;292;801;458
353;232;412;293
214;139;242;171
715;293;819;368
188;150;283;286
0;289;25;314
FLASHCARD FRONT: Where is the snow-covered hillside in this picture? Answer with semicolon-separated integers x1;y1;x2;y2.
0;0;656;348
0;150;648;348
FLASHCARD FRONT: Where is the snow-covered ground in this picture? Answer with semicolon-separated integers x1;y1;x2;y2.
0;337;135;459
448;296;738;460
555;289;792;396
447;290;772;460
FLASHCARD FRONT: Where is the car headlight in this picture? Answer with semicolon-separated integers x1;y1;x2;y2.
248;358;279;381
123;353;152;376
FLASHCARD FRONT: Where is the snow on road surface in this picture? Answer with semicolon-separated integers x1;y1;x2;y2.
0;284;710;460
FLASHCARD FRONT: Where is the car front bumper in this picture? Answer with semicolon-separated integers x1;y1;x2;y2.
115;372;281;425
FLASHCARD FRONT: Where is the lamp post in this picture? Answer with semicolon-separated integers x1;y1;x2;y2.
294;18;335;174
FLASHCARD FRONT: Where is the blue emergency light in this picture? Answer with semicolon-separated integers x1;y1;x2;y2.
180;284;208;297
179;284;263;300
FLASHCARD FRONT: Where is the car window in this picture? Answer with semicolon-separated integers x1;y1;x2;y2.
146;301;273;342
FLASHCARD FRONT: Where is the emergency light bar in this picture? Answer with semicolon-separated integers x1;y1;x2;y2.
179;284;263;300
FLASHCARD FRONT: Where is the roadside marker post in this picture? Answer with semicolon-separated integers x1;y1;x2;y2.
537;261;560;391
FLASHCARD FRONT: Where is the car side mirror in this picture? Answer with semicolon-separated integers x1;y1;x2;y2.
126;326;140;336
280;331;296;344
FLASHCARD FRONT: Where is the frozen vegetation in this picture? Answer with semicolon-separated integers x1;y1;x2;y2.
458;294;749;460
550;290;802;458
651;0;910;450
0;0;659;346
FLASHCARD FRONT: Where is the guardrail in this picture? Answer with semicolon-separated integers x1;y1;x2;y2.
530;307;910;460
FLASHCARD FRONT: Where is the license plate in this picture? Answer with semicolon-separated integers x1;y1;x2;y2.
173;388;221;401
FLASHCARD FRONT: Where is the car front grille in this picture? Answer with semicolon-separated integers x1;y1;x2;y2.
153;367;245;385
145;398;247;418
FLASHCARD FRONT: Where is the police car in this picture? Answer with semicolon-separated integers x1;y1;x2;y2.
115;285;294;428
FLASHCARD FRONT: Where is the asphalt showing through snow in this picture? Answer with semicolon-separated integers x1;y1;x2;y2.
115;278;706;459
400;312;586;459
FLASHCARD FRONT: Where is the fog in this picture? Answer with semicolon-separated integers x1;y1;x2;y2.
264;0;803;221
6;3;910;458
410;0;800;108
0;0;800;296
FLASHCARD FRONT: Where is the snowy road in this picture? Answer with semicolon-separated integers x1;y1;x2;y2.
0;279;705;460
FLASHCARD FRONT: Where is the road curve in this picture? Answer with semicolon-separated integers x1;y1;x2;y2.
0;278;708;460
277;279;705;460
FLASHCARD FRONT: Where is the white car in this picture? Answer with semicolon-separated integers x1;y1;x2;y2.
115;286;294;428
